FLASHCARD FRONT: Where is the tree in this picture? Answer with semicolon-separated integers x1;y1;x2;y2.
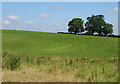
85;15;96;35
68;18;84;34
68;21;74;34
95;15;105;35
103;23;113;36
68;27;74;34
85;15;105;35
68;15;113;36
95;19;106;35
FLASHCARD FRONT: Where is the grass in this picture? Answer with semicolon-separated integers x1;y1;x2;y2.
2;30;119;82
2;30;118;59
2;54;118;82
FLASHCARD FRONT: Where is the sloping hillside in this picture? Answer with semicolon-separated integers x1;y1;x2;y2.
2;30;118;82
2;30;118;59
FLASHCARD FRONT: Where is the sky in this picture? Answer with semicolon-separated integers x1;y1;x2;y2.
1;0;120;2
2;2;118;34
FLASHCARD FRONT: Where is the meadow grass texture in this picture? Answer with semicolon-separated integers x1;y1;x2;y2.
2;30;119;82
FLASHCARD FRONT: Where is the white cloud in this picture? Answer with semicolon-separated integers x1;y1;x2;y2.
8;15;18;21
40;14;48;18
3;20;11;25
24;21;33;24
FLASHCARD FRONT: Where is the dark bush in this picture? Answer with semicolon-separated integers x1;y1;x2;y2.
5;56;21;71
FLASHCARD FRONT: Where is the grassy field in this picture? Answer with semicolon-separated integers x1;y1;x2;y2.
2;30;119;82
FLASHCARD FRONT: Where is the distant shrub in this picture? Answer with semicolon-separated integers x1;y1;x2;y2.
108;34;115;37
2;51;8;58
36;57;42;65
26;56;34;64
2;51;8;69
5;55;21;71
108;34;120;38
84;32;93;35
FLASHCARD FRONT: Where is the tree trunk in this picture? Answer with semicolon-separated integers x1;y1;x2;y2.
104;33;107;36
98;32;101;36
91;31;94;35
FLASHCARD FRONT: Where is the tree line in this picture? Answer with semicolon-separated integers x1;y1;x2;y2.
68;15;113;36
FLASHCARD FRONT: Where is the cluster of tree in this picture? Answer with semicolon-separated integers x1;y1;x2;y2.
68;15;113;36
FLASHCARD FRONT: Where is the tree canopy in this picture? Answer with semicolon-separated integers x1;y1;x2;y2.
103;23;113;36
68;15;113;36
68;18;84;34
85;15;113;36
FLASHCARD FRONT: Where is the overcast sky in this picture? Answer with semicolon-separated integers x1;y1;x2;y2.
2;2;118;34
